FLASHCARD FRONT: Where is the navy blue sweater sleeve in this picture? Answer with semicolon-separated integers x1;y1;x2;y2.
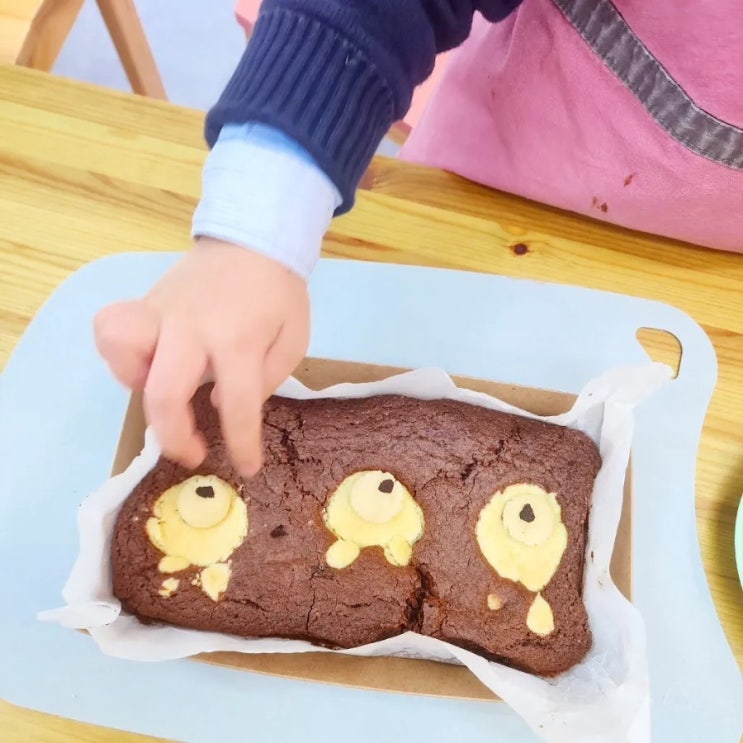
206;0;523;213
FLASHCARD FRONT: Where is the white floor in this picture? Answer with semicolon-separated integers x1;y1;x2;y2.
53;0;244;110
52;0;398;155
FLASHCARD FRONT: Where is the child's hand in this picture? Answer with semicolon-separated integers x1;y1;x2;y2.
94;238;310;476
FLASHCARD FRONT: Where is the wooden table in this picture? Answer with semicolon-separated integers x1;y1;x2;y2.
1;66;741;742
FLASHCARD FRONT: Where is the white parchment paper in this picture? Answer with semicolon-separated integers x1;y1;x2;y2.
40;364;671;742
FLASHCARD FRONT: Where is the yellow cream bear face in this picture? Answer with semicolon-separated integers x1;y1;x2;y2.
145;475;248;601
323;470;424;569
476;483;567;636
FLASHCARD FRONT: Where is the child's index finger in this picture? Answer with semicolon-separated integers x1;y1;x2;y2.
210;347;264;478
143;320;208;469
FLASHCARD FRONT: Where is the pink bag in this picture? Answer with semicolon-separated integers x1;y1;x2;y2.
401;0;743;253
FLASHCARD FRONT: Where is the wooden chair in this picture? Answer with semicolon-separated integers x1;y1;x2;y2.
1;0;166;99
234;0;450;144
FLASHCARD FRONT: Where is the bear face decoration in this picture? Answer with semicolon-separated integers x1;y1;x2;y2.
323;470;425;569
145;475;248;601
476;483;568;636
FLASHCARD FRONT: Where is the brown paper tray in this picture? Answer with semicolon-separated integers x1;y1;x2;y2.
111;358;632;702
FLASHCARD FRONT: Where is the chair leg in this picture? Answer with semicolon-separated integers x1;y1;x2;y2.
95;0;166;99
16;0;85;71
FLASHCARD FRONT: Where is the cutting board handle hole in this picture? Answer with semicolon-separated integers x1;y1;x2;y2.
636;328;682;379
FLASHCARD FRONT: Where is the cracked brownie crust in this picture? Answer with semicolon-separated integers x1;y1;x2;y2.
112;384;601;676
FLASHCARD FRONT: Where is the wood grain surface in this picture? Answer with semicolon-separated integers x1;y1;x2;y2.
1;66;741;743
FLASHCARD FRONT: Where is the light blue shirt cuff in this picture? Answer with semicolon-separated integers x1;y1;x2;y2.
192;123;342;280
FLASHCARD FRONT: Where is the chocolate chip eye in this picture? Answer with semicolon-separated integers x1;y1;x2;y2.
196;485;215;499
519;503;535;523
378;478;394;493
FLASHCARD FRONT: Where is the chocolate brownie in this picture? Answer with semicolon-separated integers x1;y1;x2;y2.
112;384;601;676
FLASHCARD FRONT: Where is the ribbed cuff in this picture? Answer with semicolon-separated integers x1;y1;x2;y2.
205;7;397;214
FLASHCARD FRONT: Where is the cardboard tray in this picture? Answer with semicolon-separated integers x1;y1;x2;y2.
111;358;633;702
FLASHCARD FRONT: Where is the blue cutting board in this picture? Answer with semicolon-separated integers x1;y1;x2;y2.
0;255;740;742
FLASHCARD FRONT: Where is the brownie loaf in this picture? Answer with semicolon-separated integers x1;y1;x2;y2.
112;385;601;676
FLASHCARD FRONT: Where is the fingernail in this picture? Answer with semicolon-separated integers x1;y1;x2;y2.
184;446;206;470
237;459;262;478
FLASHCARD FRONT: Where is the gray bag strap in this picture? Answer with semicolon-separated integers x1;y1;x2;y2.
552;0;743;168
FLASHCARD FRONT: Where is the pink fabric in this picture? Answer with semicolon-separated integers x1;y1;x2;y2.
234;0;260;32
400;52;452;132
401;0;743;252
